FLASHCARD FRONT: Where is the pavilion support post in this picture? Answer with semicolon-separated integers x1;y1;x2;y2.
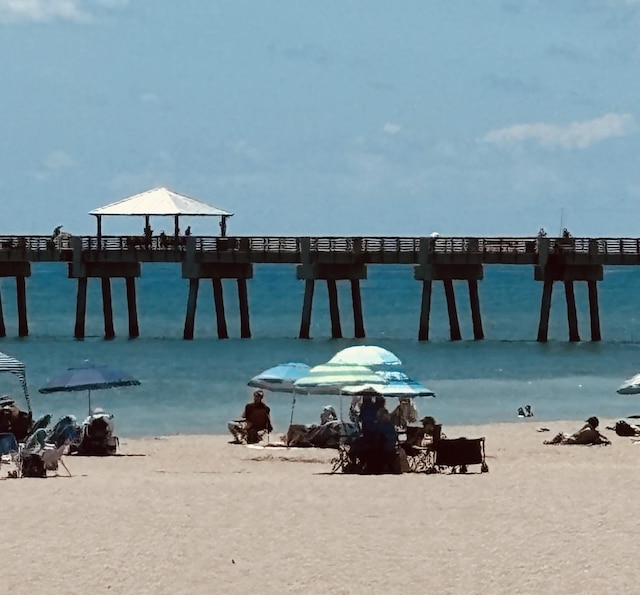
212;278;228;339
468;279;484;340
564;280;580;342
588;280;601;342
237;278;251;338
16;276;28;337
350;279;365;338
101;277;115;340
183;278;199;340
74;277;88;340
299;279;315;339
418;280;432;341
96;216;102;251
126;277;139;339
0;287;5;338
537;280;553;342
327;279;342;339
443;279;461;341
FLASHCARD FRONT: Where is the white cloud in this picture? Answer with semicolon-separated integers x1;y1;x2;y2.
483;113;636;149
0;0;127;23
34;150;74;180
382;123;401;135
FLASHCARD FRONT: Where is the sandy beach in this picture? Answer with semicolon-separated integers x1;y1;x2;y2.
2;419;640;595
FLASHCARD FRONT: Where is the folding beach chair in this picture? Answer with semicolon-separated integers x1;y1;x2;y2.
41;444;71;477
433;436;489;474
0;432;21;478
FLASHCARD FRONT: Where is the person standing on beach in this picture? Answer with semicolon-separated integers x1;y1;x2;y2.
228;390;273;444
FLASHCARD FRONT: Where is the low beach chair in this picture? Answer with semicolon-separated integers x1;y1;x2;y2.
47;415;81;450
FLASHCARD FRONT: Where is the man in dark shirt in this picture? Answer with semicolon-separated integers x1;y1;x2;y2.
228;390;273;444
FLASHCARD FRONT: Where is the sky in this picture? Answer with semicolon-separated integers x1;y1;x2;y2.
2;0;640;237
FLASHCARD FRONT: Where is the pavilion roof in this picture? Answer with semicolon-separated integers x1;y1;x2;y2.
89;187;233;217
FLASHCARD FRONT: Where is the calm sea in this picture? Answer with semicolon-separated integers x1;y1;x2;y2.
2;262;640;437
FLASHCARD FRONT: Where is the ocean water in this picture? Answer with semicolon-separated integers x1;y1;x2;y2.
2;262;640;437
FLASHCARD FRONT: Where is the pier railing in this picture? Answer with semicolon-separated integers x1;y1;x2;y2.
3;235;640;264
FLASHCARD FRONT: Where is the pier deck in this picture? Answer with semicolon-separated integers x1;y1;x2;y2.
0;235;638;341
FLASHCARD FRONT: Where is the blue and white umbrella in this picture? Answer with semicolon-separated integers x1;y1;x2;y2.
247;362;312;394
326;345;402;368
0;351;31;412
617;373;640;395
340;371;436;398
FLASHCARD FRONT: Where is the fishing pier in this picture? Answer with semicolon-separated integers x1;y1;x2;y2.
0;234;636;342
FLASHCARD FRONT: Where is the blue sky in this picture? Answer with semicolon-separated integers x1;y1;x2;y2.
2;0;640;237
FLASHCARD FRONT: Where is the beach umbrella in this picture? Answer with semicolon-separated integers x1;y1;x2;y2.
293;363;387;393
247;362;312;394
617;373;640;395
341;369;436;398
327;345;402;367
39;362;140;416
289;363;388;425
291;363;389;427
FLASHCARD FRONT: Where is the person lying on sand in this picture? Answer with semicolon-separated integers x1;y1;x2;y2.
544;416;611;446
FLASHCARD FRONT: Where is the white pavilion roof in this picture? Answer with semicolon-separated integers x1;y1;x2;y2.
89;187;233;217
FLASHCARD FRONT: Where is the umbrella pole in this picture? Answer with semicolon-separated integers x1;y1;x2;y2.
88;389;91;416
288;391;297;448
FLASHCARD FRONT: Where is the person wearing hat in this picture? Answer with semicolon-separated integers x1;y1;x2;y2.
320;405;338;425
228;390;273;444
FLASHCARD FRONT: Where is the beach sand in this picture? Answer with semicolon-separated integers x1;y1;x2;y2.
2;420;640;595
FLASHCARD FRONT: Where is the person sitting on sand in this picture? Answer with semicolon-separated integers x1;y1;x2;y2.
544;416;611;446
320;405;338;425
228;390;273;444
390;396;419;429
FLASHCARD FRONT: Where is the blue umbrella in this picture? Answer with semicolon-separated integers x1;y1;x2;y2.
39;363;140;415
247;362;312;394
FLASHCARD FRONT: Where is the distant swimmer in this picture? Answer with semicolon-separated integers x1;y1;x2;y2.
517;404;534;418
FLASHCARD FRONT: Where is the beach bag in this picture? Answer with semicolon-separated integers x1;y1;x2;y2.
615;420;637;436
21;453;46;478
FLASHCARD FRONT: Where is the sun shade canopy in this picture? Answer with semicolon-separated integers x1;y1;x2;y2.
0;351;31;412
